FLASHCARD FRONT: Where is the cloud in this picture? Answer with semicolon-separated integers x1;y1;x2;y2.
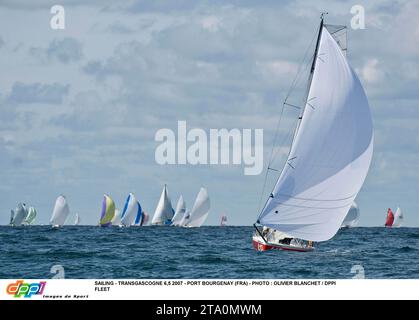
6;82;70;105
0;36;4;48
358;58;384;83
106;21;135;34
30;38;83;64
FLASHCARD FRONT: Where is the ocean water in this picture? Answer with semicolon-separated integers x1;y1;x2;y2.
0;226;418;279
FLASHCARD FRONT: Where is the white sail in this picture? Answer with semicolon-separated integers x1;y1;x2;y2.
74;213;81;226
112;209;121;226
184;188;210;228
152;185;174;225
121;193;139;227
24;206;37;225
258;26;373;242
11;203;27;226
171;195;186;226
9;210;14;225
50;195;70;227
393;207;403;228
340;202;360;228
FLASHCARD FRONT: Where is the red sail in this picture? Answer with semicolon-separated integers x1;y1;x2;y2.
385;208;394;227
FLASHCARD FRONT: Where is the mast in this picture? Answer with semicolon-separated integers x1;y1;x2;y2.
257;13;327;223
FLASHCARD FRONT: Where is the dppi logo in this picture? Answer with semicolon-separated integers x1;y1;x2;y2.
6;280;46;298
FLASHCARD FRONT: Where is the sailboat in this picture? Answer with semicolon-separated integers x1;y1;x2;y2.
10;203;28;227
120;193;140;227
171;195;186;226
74;213;81;226
133;201;144;226
253;14;374;252
23;206;37;225
183;188;210;228
340;202;360;228
220;215;228;226
140;212;149;226
99;194;115;227
151;184;174;225
393;207;403;228
385;208;394;227
50;195;70;228
112;209;121;226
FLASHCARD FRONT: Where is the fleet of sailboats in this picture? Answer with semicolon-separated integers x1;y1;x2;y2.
253;14;374;252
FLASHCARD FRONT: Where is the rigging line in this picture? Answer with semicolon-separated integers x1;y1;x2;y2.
284;29;318;101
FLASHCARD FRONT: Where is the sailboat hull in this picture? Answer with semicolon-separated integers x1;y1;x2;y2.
252;236;314;253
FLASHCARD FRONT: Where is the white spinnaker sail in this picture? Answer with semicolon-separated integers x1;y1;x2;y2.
341;202;360;228
152;185;174;225
258;27;373;242
24;207;37;225
185;188;210;228
11;203;27;226
121;193;139;227
393;207;403;228
171;195;186;226
50;195;70;227
74;213;81;226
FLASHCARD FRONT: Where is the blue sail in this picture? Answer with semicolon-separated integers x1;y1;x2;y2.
121;194;131;219
134;200;143;225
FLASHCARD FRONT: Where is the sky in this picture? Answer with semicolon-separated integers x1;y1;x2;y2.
0;0;418;226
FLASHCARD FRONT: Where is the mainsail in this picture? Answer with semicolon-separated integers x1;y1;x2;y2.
121;193;139;227
171;195;186;226
24;207;37;225
50;195;70;227
112;209;121;226
184;188;210;228
99;194;115;227
393;207;403;228
152;185;174;225
11;203;28;226
257;19;374;242
340;202;360;228
74;213;81;226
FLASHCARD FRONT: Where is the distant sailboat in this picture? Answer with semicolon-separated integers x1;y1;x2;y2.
152;185;174;225
140;212;149;226
74;213;81;226
340;202;360;228
50;195;70;228
99;194;115;227
385;208;394;227
393;207;403;228
220;215;228;226
253;14;373;252
133;201;143;226
112;209;121;226
10;203;28;227
183;188;210;228
120;193;140;227
171;195;186;226
23;206;37;225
